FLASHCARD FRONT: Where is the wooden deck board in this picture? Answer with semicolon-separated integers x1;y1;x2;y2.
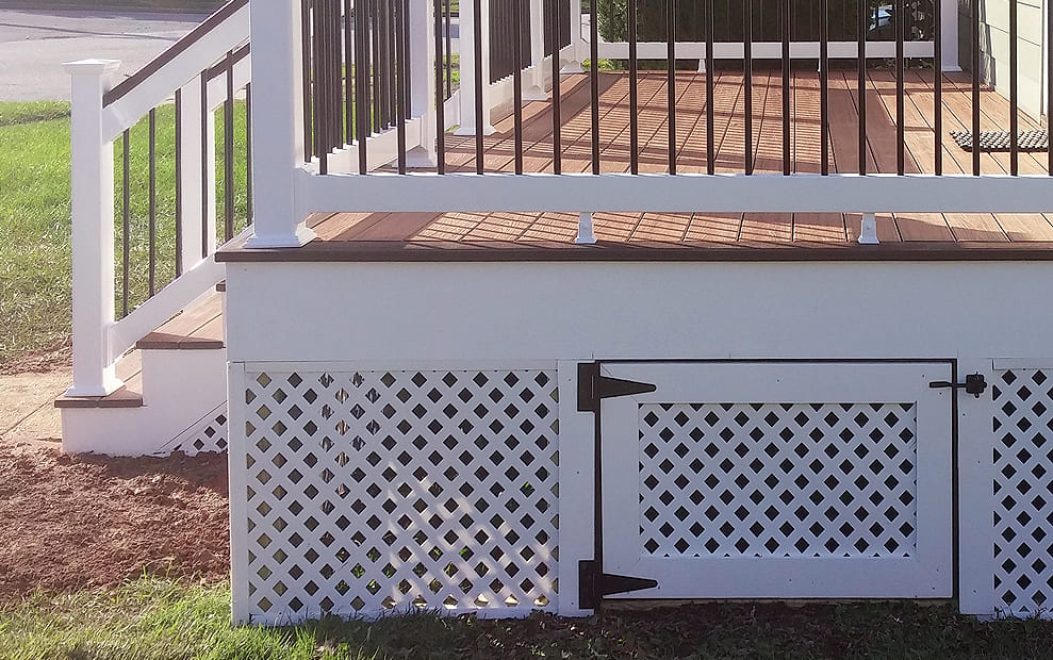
225;69;1053;260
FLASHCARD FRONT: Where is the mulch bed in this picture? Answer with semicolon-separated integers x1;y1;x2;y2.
0;444;229;601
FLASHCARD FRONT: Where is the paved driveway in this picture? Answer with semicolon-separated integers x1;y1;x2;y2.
0;9;206;101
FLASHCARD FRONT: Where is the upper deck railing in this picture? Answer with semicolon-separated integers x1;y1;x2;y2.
247;0;1052;249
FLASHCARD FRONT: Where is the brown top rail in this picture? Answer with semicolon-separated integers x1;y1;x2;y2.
103;0;249;107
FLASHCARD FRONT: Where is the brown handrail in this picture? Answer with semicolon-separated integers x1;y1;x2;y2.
103;0;249;107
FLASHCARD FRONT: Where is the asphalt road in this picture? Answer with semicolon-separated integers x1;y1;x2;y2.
0;9;206;101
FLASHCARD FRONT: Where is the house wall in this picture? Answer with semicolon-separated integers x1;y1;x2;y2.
960;0;1047;120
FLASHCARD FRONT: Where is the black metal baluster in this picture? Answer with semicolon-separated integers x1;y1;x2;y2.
199;72;209;259
1009;0;1018;176
667;0;677;174
934;0;942;175
434;0;446;173
357;0;370;172
395;0;407;173
445;0;452;98
513;0;524;175
590;0;600;174
148;109;157;297
744;0;753;175
857;0;866;174
224;51;235;240
122;129;130;317
175;89;183;276
387;0;398;125
245;82;253;224
551;0;562;174
820;0;829;175
972;0;980;175
629;0;639;174
302;0;314;162
344;0;354;145
781;0;790;175
474;0;485;173
371;0;381;132
706;0;715;175
895;0;904;174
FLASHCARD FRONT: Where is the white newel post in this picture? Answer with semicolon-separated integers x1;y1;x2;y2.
940;0;959;71
245;0;315;248
65;59;123;398
407;0;438;166
456;0;495;136
525;0;548;100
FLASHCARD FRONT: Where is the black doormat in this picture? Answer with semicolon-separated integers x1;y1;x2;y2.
950;130;1048;152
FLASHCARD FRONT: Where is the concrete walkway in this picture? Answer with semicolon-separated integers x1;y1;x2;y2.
0;8;206;101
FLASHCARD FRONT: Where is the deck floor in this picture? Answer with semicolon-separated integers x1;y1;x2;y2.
234;69;1053;260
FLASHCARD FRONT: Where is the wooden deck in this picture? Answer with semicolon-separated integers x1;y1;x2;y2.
223;69;1053;262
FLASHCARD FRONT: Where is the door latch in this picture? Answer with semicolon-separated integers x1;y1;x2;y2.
929;373;988;398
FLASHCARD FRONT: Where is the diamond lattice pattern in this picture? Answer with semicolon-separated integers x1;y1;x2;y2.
639;403;919;559
993;369;1053;615
240;368;559;621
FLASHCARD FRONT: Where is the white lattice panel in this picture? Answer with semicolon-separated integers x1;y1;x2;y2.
993;369;1053;616
167;405;228;456
237;367;559;622
639;403;919;559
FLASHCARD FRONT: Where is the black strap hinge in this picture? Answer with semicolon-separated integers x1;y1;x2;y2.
578;560;658;609
577;363;657;413
929;373;988;398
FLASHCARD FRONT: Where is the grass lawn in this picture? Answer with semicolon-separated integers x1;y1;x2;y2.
0;100;249;367
1;577;1053;659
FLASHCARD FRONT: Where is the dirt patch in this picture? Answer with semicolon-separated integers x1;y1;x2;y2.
0;341;71;377
0;444;229;602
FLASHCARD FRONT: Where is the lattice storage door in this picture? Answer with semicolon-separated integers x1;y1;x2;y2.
993;369;1053;616
237;368;559;622
600;362;952;600
639;403;919;559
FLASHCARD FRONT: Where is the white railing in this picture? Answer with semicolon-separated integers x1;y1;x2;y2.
64;1;250;397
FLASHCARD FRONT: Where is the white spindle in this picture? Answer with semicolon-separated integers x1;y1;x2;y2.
245;0;315;248
525;0;548;100
407;0;438;166
456;0;495;136
562;0;585;73
940;0;959;71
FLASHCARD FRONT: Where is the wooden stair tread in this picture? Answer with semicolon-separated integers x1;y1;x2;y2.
135;294;225;350
55;374;145;410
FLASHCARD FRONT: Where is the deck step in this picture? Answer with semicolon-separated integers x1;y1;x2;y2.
133;293;225;351
136;331;224;350
56;378;144;410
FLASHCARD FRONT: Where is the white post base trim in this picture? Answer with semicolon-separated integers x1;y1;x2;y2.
575;212;597;245
454;123;496;137
561;62;585;75
858;213;880;245
941;65;963;73
698;59;707;74
244;224;317;249
523;86;548;101
64;371;124;399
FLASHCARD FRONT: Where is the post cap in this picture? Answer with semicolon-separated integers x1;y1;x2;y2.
63;59;122;76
